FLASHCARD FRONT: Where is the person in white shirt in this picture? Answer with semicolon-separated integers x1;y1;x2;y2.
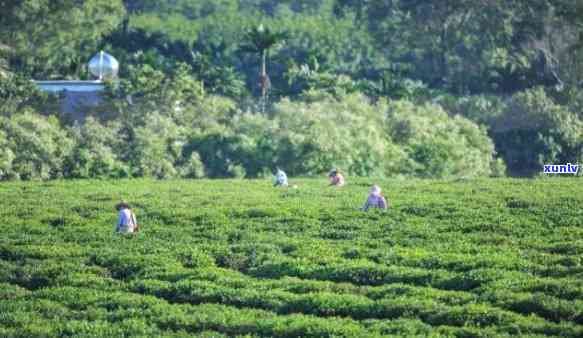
273;168;288;187
115;201;138;234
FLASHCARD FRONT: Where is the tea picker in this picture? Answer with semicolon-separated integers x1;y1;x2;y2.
115;201;139;234
361;185;388;211
273;168;289;187
328;168;345;187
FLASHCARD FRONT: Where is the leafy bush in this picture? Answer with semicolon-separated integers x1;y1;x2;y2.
0;72;56;117
435;94;507;126
64;117;128;178
492;87;583;176
176;151;206;178
128;113;185;179
0;91;507;180
0;129;15;178
385;100;503;178
268;94;389;176
0;113;72;180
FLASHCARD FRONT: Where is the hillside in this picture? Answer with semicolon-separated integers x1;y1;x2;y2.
1;178;582;336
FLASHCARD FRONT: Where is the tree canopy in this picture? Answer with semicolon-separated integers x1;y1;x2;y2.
0;0;582;179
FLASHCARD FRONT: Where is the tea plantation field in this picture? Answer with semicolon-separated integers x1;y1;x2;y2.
0;178;582;337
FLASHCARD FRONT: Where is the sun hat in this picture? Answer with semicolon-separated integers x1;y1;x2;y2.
115;201;130;210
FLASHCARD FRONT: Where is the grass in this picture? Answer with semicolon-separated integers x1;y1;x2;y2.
0;177;582;337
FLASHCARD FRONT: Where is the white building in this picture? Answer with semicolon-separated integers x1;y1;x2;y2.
34;51;118;121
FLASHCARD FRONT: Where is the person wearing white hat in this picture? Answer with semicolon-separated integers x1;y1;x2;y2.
273;168;289;187
361;185;388;211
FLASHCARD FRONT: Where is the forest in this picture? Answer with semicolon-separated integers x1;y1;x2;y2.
1;0;582;179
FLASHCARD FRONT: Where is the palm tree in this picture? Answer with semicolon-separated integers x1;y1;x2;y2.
240;24;287;112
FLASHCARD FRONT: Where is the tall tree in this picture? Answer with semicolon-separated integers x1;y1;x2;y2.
240;24;287;111
0;0;125;78
341;0;583;94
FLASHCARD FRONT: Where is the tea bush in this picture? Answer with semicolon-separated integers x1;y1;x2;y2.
0;178;582;336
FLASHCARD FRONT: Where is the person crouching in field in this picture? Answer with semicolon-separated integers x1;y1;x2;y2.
115;201;139;234
273;168;288;187
328;169;345;187
361;185;388;211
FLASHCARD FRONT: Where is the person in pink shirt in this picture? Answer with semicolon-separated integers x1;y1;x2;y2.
328;169;345;187
361;185;388;211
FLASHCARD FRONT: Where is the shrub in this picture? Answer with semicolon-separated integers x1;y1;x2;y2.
0;129;15;179
436;94;507;126
176;151;206;178
64;117;129;178
493;87;583;176
384;100;502;177
177;248;216;269
267;93;390;176
128;113;185;178
0;112;72;180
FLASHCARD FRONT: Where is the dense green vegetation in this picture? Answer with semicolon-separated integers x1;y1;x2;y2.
0;178;582;336
1;1;583;179
1;93;506;180
2;3;581;336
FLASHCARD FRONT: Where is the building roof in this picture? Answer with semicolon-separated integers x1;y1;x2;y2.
34;80;105;93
